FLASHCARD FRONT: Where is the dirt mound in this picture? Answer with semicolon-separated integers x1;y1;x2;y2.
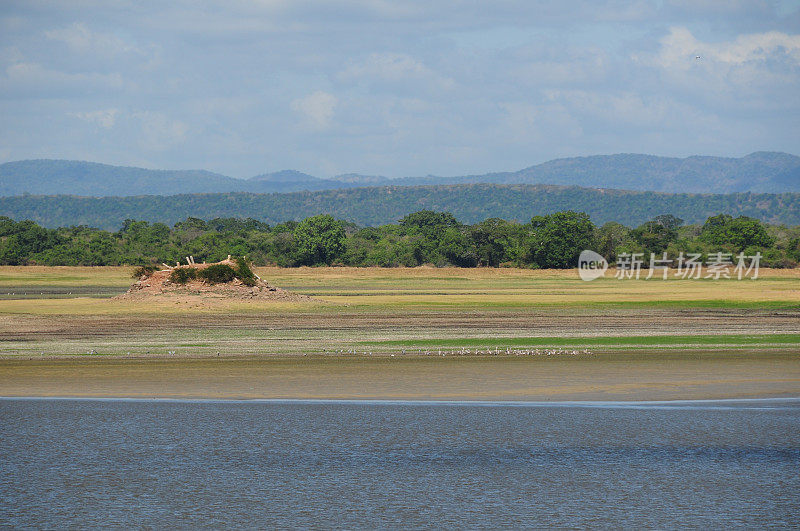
115;258;313;302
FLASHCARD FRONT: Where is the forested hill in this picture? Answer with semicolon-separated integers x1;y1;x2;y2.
0;160;241;196
494;152;800;193
2;184;799;230
1;151;799;196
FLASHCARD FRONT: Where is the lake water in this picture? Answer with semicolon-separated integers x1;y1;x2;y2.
1;398;799;528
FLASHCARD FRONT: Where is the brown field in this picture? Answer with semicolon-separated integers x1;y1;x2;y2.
1;265;798;400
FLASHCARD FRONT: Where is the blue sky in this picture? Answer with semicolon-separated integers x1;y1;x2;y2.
1;1;798;178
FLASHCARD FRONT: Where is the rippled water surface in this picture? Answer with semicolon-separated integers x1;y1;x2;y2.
2;398;799;528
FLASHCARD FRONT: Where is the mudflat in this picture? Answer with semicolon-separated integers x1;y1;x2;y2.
0;266;798;401
1;354;798;401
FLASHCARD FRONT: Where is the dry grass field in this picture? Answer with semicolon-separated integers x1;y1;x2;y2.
0;265;798;400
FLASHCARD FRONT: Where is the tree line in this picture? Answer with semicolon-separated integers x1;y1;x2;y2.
0;211;798;269
2;185;800;231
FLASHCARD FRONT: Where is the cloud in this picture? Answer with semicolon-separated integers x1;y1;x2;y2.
498;101;583;145
132;111;189;151
633;26;800;111
43;22;151;68
337;52;454;91
1;61;123;97
70;108;118;128
543;90;672;128
500;44;612;89
653;26;800;69
291;91;337;130
0;2;798;177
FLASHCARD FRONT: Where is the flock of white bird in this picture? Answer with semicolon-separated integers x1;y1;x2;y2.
324;347;595;357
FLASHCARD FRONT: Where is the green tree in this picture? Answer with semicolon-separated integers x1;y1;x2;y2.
173;217;208;233
525;211;596;268
0;217;17;237
0;220;62;265
469;218;523;266
293;214;346;265
399;211;459;238
440;226;477;267
398;211;463;265
630;214;683;255
596;222;630;262
700;214;774;251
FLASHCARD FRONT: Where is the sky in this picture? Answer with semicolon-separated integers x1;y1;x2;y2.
1;1;799;179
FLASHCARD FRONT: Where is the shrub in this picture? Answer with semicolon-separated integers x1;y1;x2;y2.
198;263;236;284
234;256;257;286
170;267;197;284
132;265;158;278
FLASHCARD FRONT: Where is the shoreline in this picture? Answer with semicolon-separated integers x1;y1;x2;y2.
3;395;800;406
2;355;798;402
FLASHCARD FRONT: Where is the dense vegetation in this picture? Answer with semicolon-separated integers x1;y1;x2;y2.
1;211;798;269
168;259;257;286
2;185;800;231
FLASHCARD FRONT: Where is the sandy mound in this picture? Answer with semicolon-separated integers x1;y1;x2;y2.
115;258;313;302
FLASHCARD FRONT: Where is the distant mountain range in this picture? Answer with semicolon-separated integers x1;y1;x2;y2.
2;184;798;230
1;152;799;197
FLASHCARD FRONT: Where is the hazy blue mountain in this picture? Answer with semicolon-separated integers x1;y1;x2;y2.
247;169;358;192
1;152;798;197
493;151;800;193
249;169;318;182
307;152;800;192
251;170;399;188
0;159;241;196
2;185;798;230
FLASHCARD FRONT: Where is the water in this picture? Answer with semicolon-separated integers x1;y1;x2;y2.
2;398;799;529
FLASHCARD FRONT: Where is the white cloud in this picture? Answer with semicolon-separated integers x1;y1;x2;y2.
0;45;24;65
70;108;118;128
1;62;123;96
0;2;798;176
653;26;800;69
544;90;673;127
45;23;95;50
132;111;189;150
340;52;429;81
291;91;337;130
628;26;800;113
44;22;140;57
337;52;454;91
503;45;611;88
498;101;583;145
